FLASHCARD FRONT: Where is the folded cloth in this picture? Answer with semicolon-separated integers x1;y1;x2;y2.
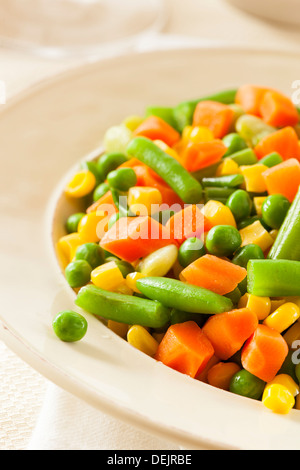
26;382;179;450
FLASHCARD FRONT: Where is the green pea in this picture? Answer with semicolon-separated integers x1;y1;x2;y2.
261;194;291;230
97;152;127;179
81;160;103;184
75;243;105;269
105;258;134;278
65;260;92;288
226;189;252;222
232;244;265;268
93;182;109;202
52;310;88;342
230;369;265;400
66;212;85;233
107;167;137;192
205;225;242;257
178;237;206;268
222;133;247;157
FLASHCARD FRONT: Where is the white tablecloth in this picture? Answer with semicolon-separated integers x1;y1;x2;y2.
2;0;300;451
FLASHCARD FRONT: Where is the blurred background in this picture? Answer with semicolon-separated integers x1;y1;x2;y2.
1;0;300;451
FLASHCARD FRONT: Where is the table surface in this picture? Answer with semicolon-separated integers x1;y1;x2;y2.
1;0;300;450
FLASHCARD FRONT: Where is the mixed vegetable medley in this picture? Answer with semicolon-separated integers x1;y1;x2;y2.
54;84;300;415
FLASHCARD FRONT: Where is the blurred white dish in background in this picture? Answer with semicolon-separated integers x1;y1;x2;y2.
224;0;300;26
1;47;300;450
0;0;167;58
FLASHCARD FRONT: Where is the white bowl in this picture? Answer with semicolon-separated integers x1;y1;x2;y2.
1;46;300;450
224;0;300;27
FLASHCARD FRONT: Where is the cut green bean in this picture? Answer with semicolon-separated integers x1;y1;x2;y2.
136;277;233;314
259;152;283;168
268;187;300;261
127;137;203;204
173;89;237;132
202;174;244;188
247;259;300;297
229;148;258;166
204;186;236;203
76;284;170;328
222;133;248;157
145;106;179;131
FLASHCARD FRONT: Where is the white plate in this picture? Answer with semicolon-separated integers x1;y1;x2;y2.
1;46;300;450
224;0;300;27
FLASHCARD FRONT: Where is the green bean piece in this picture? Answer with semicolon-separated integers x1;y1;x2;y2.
127;137;203;204
136;277;233;314
279;350;298;383
238;215;270;231
259;152;283;168
229;148;258;166
268;187;300;261
204;186;235;203
224;287;242;307
145;106;179;131
173;89;237;132
52;310;88;343
247;259;300;297
76;284;170;328
191;163;220;181
226;189;252;222
235;114;275;147
151;209;175;226
230;369;265;400
205;225;242;257
170;309;207;327
202;174;244;188
222;133;248;157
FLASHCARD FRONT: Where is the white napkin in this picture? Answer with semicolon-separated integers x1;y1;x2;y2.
26;382;179;450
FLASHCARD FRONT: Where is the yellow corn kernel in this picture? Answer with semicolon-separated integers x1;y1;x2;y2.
262;384;295;414
253;196;267;217
65;170;96;198
201;200;236;227
182;125;214;143
56;233;83;267
238;293;271;321
127;325;159;357
123;115;144;131
270;298;286;312
77;212;105;243
283;321;300;348
107;320;129;339
239;220;274;252
216;157;241;176
154;140;181;161
196;355;220;383
126;272;146;293
136;245;178;277
91;261;124;291
240;164;268;193
207;362;241;391
128;186;162;216
267;374;299;397
263;302;300;333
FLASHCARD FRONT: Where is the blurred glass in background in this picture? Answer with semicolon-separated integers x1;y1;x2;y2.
0;0;167;58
